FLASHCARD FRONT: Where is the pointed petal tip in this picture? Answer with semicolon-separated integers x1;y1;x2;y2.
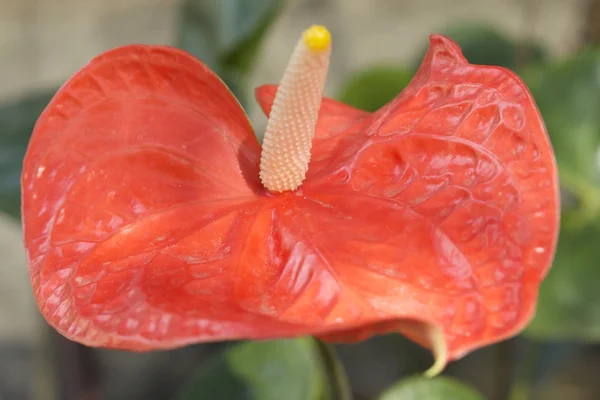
422;325;449;378
425;34;468;66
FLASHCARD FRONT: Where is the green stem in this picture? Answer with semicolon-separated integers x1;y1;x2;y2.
507;340;544;400
315;339;353;400
494;339;518;400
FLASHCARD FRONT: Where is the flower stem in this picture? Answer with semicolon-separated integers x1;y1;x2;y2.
507;340;544;400
493;339;518;400
315;339;353;400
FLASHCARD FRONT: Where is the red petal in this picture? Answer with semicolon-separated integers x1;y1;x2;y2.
21;45;303;349
293;34;558;362
22;35;559;369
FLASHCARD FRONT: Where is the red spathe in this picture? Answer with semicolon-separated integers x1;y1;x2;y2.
21;35;559;364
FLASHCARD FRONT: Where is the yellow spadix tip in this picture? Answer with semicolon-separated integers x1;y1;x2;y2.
303;25;331;51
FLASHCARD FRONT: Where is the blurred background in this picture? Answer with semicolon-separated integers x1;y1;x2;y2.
1;0;600;399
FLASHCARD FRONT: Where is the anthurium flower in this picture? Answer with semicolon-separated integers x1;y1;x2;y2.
21;25;559;376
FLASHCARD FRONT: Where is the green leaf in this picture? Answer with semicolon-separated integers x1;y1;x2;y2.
177;3;220;71
220;0;283;75
174;338;332;400
523;50;600;224
412;23;547;71
524;48;600;340
527;223;600;340
176;0;283;105
337;66;414;112
378;376;485;400
0;90;55;219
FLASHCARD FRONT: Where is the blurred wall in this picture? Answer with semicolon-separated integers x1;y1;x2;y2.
0;0;585;109
249;0;584;126
0;0;177;104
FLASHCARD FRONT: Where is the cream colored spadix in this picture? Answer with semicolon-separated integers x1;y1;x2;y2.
259;25;331;192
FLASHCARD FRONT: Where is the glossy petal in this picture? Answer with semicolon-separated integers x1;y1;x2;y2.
306;35;559;360
21;45;303;349
256;35;559;361
22;36;559;368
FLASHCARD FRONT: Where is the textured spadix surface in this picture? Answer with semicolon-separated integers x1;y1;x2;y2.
21;35;559;367
260;25;330;192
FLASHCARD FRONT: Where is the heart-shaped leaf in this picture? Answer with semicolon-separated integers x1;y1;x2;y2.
378;375;485;400
174;338;330;400
524;48;600;340
0;91;55;219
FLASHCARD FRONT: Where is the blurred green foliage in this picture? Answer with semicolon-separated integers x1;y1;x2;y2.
378;376;485;400
0;91;54;219
523;48;600;340
174;339;330;400
177;0;283;106
338;67;413;111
